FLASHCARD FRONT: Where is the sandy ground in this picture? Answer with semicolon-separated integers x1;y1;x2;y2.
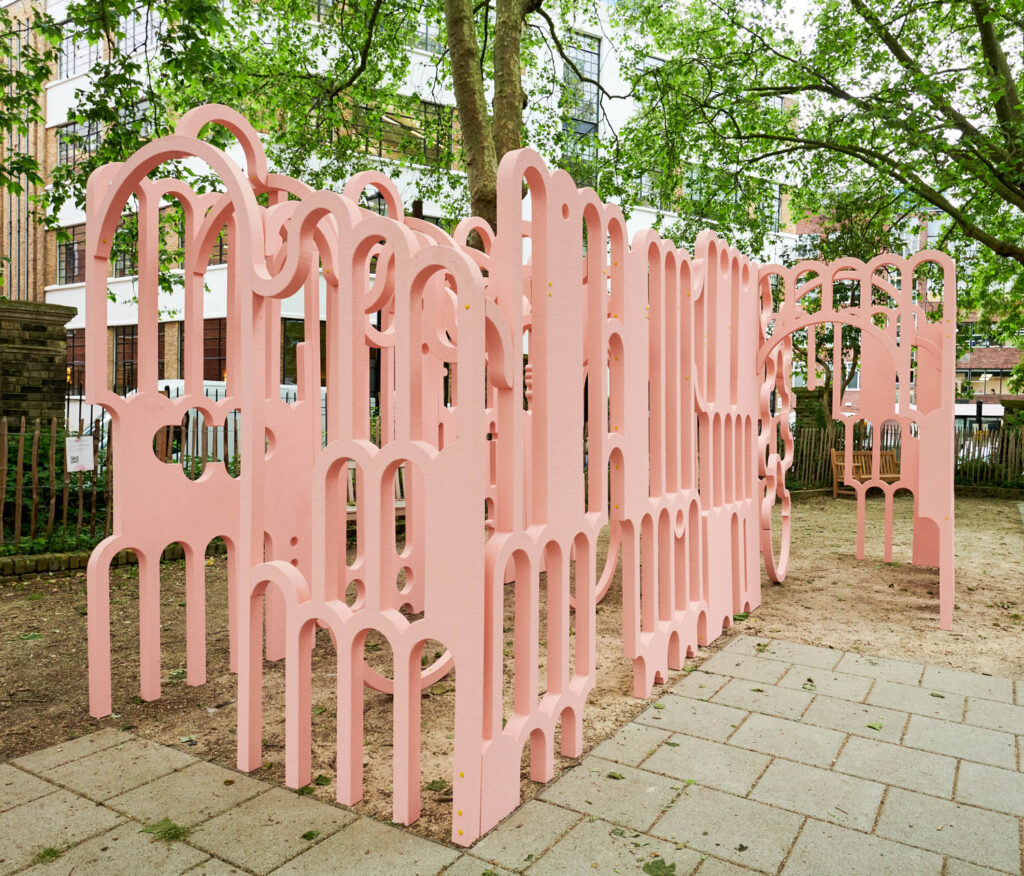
1;493;1021;843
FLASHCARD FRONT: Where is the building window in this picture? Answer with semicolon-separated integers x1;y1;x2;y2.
118;11;161;56
351;101;453;167
157;323;166;381
113;325;138;395
281;318;327;386
57;224;87;285
58;120;101;168
412;18;442;54
66;329;85;396
562;33;601;187
204;318;228;382
208;229;229;266
57;26;100;80
420;102;453;165
111;220;138;278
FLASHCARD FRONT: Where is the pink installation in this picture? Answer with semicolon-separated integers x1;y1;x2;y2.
84;105;957;845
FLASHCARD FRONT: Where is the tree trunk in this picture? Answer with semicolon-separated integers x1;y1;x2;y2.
444;0;499;231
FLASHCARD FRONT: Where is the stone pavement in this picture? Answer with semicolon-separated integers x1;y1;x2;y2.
2;635;1022;874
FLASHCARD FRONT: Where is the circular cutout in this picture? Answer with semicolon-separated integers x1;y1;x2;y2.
289;536;299;548
561;203;570;219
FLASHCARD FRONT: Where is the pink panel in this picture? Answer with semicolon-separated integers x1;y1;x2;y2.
85;106;957;846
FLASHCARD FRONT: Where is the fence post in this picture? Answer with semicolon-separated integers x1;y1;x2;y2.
13;416;25;544
46;418;57;543
0;418;6;547
29;418;40;540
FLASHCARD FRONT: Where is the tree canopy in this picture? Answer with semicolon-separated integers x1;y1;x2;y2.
614;0;1024;385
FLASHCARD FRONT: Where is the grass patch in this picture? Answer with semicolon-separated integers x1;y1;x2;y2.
141;818;191;842
31;847;63;864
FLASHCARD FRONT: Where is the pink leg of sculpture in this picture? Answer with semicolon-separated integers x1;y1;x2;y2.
185;544;206;686
138;552;161;701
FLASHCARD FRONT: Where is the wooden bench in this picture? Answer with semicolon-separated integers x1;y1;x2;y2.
830;449;900;497
346;462;406;522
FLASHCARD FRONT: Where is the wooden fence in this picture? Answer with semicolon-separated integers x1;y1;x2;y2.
1;415;112;553
788;423;1024;490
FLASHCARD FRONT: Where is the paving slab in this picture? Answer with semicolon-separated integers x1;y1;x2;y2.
717;636;842;670
183;860;250;875
834;652;924;685
643;733;769;796
699;653;789;685
1016;679;1023;706
782;818;942;876
902;714;1016;769
920;665;1014;703
711;678;813;720
524;817;703;876
867;680;965;721
271;815;459;875
189;786;356;874
12;728;128;774
653;785;803;873
19;820;208;876
42;737;198;801
672;670;731;700
876;788;1022;873
0;789;123;876
443;854;515;876
634;694;748;742
749;759;884;831
695;857;768;875
954;760;1024;816
800;694;908;744
834;736;955;797
963;696;1024;734
0;764;55;813
728;713;844;768
944;859;1015;876
537;757;680;832
778;665;872;702
107;760;269;827
470;799;580;871
589;722;672;767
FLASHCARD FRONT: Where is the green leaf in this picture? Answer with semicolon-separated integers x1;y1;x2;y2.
930;692;945;698
313;774;330;786
653;702;666;710
733;612;749;621
312;705;327;715
301;830;320;841
425;779;448;792
606;771;625;780
19;632;42;640
643;859;677;875
867;722;883;731
295;786;314;796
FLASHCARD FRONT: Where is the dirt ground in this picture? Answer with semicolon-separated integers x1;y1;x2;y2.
1;493;1021;843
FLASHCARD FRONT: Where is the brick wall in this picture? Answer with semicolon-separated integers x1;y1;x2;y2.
0;298;78;425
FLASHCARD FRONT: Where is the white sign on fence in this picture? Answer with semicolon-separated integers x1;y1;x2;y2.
66;437;94;473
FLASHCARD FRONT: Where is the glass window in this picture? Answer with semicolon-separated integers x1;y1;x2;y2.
281;318;327;386
57;26;100;80
57;224;87;285
58;120;101;168
113;325;138;395
562;33;600;186
118;11;162;56
66;328;85;396
203;318;228;382
412;18;442;54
